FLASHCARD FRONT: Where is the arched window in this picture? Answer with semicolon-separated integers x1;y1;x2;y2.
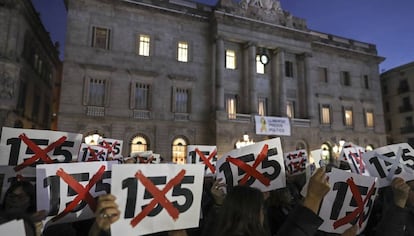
131;135;148;153
172;137;187;164
321;143;331;164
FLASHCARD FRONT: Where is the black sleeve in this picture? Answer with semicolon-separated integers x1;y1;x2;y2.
374;204;408;236
275;204;324;236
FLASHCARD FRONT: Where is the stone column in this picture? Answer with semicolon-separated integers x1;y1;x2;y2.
272;48;285;116
215;37;224;111
247;43;257;114
297;53;311;118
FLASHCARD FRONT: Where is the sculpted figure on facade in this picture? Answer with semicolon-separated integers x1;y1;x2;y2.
239;0;282;12
0;71;14;99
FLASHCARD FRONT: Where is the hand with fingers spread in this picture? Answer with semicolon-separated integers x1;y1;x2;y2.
89;194;120;236
303;167;330;214
210;178;226;206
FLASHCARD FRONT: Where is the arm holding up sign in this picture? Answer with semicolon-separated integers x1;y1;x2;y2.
89;194;120;236
276;167;330;236
374;177;410;236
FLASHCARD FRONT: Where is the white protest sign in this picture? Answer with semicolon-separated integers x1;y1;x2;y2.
362;143;414;187
98;138;123;159
36;161;113;227
111;164;204;235
339;143;369;175
284;149;308;176
0;166;36;203
216;138;285;192
0;219;26;235
254;115;291;136
187;145;217;176
310;149;330;168
130;151;162;164
0;127;83;170
318;168;377;234
77;144;109;162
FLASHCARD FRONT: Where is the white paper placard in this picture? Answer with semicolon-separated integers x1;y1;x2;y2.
98;138;123;159
77;143;109;162
284;149;308;176
362;143;414;187
36;161;113;227
339;143;369;175
187;145;217;176
0;127;83;169
318;168;377;234
111;164;204;235
0;219;26;235
215;137;285;192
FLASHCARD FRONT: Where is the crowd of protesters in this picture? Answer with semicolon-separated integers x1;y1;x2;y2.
0;156;413;236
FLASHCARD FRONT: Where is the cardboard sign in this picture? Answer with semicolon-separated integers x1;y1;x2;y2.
111;164;204;235
0;219;26;235
0;165;36;203
318;168;377;234
36;162;114;227
215;138;285;192
77;143;109;162
284;149;308;176
98;138;123;159
339;143;369;175
0;127;83;170
362;143;414;187
187;145;217;176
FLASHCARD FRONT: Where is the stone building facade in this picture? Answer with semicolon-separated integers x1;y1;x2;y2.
381;61;414;146
0;0;62;131
58;0;386;162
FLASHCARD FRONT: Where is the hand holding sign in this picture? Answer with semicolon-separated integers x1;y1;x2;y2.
391;177;410;208
303;167;330;214
89;194;120;235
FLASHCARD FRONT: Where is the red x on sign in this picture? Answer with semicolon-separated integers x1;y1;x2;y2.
291;158;306;173
51;165;106;222
14;133;67;171
86;147;105;162
333;177;376;229
130;169;186;227
138;156;155;164
195;148;216;173
227;144;270;186
349;151;366;174
100;140;118;157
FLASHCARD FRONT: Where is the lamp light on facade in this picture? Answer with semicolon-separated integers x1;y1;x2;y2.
236;133;255;149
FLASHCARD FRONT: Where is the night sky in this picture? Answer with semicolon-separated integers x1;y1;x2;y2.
32;0;414;72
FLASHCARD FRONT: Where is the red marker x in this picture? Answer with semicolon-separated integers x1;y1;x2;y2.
130;169;186;227
290;158;306;174
333;177;376;229
195;148;217;173
227;144;270;186
138;155;155;164
349;151;366;174
14;133;67;171
51;165;106;222
86;147;105;162
101;140;118;157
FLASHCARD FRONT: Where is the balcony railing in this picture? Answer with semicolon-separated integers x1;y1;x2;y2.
86;106;105;117
133;110;150;119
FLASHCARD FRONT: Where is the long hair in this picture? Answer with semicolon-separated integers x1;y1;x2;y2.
1;180;36;214
214;185;267;236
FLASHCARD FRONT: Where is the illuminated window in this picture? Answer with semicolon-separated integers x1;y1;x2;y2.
225;50;236;69
84;132;102;145
256;55;265;74
344;107;353;127
366;111;374;128
287;101;295;119
131;136;148;153
173;88;190;113
133;83;151;110
92;26;110;50
172;137;187;164
320;104;331;125
258;97;267;116
178;41;188;62
138;34;150;56
226;94;237;119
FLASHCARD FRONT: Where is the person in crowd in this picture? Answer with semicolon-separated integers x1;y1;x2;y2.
0;180;45;236
88;194;189;236
367;177;412;236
